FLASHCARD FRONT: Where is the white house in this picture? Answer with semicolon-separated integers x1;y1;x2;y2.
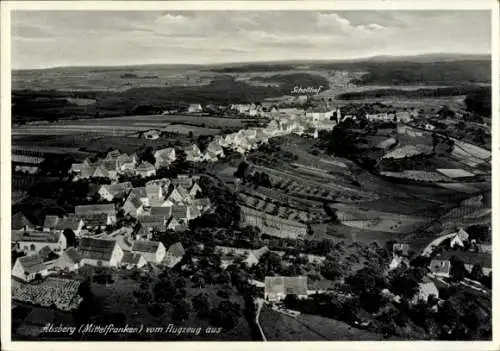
121;251;147;270
264;276;308;302
54;247;82;272
98;182;132;201
188;104;203;113
12;255;53;282
154;148;176;169
131;240;166;264
123;193;146;218
412;277;439;304
14;231;67;256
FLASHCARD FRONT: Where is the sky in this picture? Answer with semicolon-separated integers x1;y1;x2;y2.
11;10;491;69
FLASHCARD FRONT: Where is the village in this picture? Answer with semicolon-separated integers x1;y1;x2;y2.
11;94;492;341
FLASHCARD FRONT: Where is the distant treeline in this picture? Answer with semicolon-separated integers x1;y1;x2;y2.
211;60;491;86
12;74;324;123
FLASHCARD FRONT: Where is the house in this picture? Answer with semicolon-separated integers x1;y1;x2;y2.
393;243;410;257
206;141;224;157
139;215;167;233
129;187;149;206
171;205;198;224
425;123;436;131
264;276;308;302
81;213;112;230
143;129;161;140
189;182;203;198
166;187;186;204
150;206;172;218
136;161;156;178
395;111;411;123
121;252;147;270
78;237;124;267
75;204;117;224
171;175;194;189
245;246;270;267
202;151;218;162
187;104;203;113
123;193;145;218
388;255;409;271
14;231;67;256
12;212;35;232
154;148;176;169
412;276;439;304
166;217;182;231
131;240;166;264
164;242;185;268
117;153;137;173
54;247;82;271
43;215;84;236
450;228;469;248
12;255;52;282
185;144;203;162
192;197;211;212
429;259;451;278
146;182;165;207
98;182;132;201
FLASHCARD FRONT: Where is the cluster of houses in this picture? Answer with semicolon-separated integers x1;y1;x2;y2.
12;232;186;282
365;110;416;123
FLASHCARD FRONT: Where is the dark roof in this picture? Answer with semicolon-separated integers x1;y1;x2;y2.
172;205;188;219
75;203;116;216
38;246;53;260
18;255;46;273
82;213;109;227
171;177;193;188
150;207;172;217
130;187;147;198
265;276;308;296
167;242;185;257
78;237;117;261
122;252;144;265
136;161;155;172
12;212;34;230
43;215;60;229
104;182;132;197
16;231;61;243
126;193;144;209
132;240;162;254
139;215;166;225
62;247;81;264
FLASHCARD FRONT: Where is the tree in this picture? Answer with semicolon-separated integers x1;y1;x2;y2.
321;259;342;281
209;301;241;330
469;264;483;282
192;293;211;319
63;229;77;247
450;256;466;282
172;299;192;322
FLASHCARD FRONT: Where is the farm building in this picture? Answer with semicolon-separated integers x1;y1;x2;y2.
185;144;203;162
138;215;167;232
429;260;451;278
123;193;145;218
12;255;53;282
164;242;185;268
264;276;308;302
75;204;117;224
78;237;124;267
98;182;132;201
187;104;203;113
136;161;156;178
12;212;35;232
43;215;84;236
54;247;82;272
154;147;176;169
239;205;308;239
131;240;166;264
450;228;469;248
393;243;410;257
412;276;439;304
121;252;147;270
13;231;67;256
395;111;411;123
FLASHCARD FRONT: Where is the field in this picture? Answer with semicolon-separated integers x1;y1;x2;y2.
259;305;394;341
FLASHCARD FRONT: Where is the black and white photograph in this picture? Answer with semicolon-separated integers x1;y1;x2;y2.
2;1;497;348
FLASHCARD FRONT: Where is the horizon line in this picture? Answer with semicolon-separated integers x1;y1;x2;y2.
12;51;492;71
